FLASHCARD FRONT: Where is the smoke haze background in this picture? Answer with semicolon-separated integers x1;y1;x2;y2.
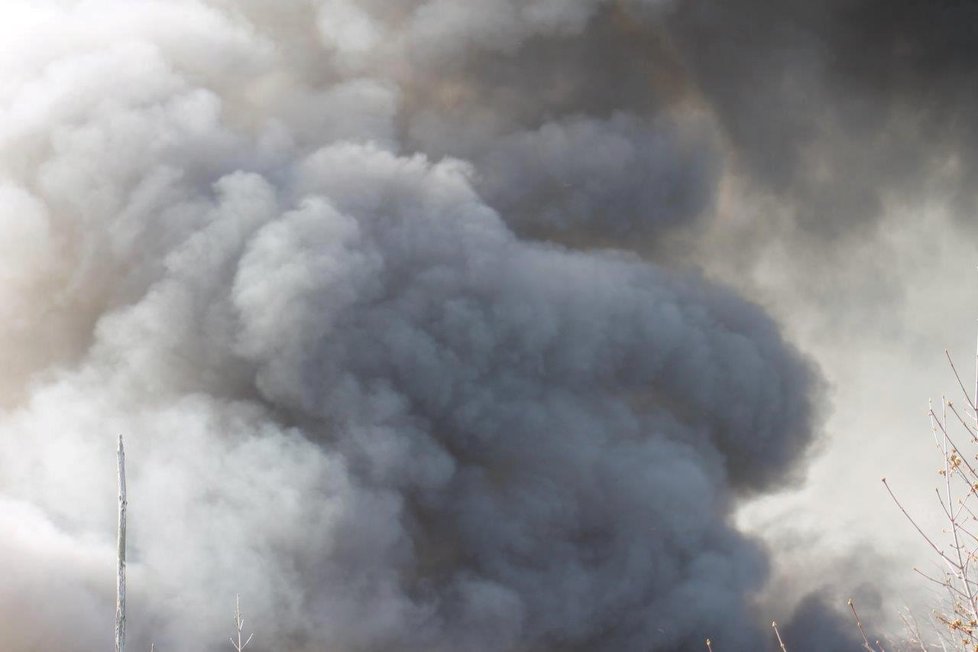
0;1;973;650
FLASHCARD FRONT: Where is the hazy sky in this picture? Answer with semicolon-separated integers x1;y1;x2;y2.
0;2;975;651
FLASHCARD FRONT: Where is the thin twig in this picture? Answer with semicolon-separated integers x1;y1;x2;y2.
883;478;964;570
913;567;973;603
899;607;929;652
946;351;976;414
848;599;876;652
116;436;127;652
939;400;978;625
947;402;978;442
930;413;978;480
230;595;254;651
772;621;788;652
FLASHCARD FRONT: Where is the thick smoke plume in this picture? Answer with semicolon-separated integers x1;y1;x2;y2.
0;2;828;651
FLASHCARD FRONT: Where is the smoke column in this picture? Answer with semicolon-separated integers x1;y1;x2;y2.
0;2;834;650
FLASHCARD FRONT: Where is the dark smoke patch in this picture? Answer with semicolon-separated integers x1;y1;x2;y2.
397;4;717;246
665;0;978;239
475;113;720;241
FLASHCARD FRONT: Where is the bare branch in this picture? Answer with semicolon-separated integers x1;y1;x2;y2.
883;478;964;571
230;595;253;651
116;435;127;652
772;621;788;652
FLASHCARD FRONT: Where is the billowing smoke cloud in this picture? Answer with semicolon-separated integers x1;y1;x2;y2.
0;2;834;651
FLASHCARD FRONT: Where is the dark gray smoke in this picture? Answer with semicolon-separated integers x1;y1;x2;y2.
0;2;855;651
665;0;978;240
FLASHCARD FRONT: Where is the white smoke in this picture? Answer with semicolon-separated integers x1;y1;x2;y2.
0;2;821;651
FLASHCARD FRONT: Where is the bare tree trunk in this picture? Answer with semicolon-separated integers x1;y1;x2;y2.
115;435;126;652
